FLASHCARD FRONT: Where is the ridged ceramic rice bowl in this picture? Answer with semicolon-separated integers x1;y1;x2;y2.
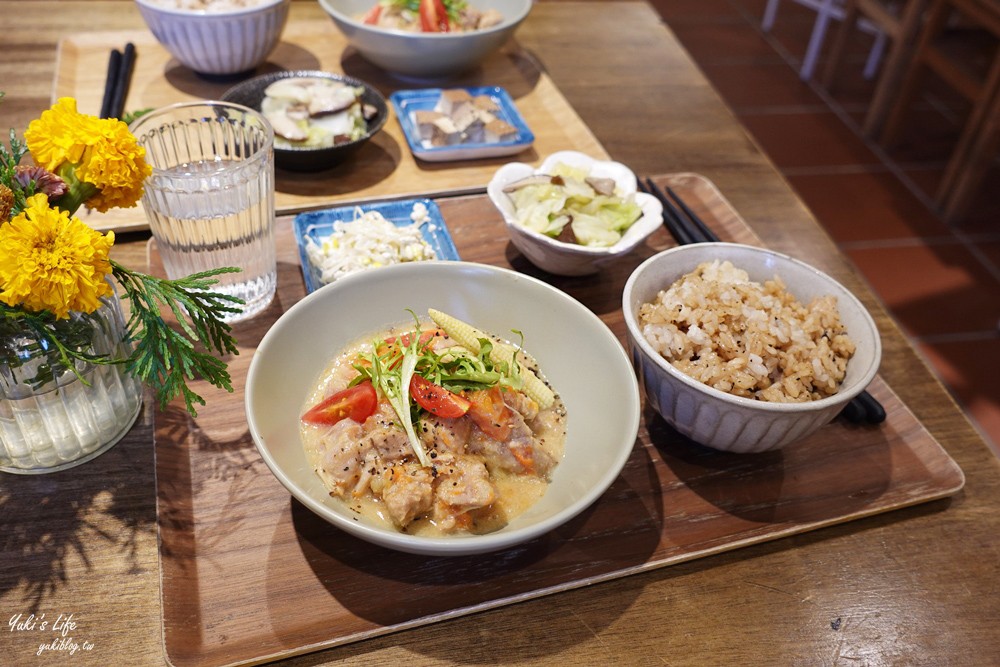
135;0;290;76
623;243;881;453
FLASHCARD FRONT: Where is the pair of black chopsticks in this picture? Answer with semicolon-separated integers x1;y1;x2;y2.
99;43;136;120
639;177;886;426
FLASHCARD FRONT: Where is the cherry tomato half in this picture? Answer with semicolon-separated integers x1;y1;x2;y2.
301;381;378;426
418;0;450;32
410;374;471;419
361;5;381;24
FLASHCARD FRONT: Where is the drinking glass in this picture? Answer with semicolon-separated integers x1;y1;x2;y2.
131;101;277;322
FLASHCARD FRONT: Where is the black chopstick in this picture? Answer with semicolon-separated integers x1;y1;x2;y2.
667;185;718;243
99;49;122;120
639;177;886;425
644;179;697;245
100;42;136;120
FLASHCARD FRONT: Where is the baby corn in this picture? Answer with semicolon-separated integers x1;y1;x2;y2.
428;308;555;409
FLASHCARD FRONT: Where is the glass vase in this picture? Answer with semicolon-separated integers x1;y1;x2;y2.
0;287;143;474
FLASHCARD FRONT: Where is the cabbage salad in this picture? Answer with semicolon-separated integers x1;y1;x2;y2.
504;162;643;247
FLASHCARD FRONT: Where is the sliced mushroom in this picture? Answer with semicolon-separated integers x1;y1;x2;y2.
285;102;310;121
263;78;313;104
307;83;359;117
585;176;617;196
555;216;577;244
261;76;371;148
501;174;565;193
268;112;308;142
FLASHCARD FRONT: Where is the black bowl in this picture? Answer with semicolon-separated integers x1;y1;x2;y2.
222;69;388;172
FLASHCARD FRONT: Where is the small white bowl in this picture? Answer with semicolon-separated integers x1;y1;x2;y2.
487;151;663;276
246;261;640;556
623;243;882;453
317;0;532;79
134;0;290;76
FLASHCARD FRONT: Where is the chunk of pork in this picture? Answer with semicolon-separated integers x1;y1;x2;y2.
432;455;497;531
364;421;410;463
419;414;473;456
315;419;370;495
380;463;434;527
468;409;557;478
503;390;539;421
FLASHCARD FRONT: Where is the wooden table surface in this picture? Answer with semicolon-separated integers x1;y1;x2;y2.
2;2;999;666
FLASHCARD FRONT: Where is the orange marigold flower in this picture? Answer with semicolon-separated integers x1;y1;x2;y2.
0;193;115;318
24;97;151;214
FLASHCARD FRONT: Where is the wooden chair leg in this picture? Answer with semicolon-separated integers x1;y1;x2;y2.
937;63;1000;222
940;98;999;222
862;0;931;138
820;0;861;89
878;0;951;146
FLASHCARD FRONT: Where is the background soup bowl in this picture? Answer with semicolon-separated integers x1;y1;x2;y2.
245;261;640;556
317;0;532;79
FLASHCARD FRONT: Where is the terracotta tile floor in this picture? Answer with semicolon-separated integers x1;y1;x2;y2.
649;0;1000;457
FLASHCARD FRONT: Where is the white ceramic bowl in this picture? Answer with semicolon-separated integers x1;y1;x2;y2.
317;0;531;79
487;151;663;276
623;243;882;454
134;0;290;76
246;261;640;556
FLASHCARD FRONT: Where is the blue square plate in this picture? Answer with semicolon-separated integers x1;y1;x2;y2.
390;86;534;162
293;198;461;294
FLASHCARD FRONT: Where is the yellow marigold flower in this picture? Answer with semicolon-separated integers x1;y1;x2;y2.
23;98;90;170
0;193;115;318
24;97;151;214
74;114;152;213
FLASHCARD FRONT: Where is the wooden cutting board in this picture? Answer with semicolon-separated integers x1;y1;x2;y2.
54;22;607;233
153;173;964;667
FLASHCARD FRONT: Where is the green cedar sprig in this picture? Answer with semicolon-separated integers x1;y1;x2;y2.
111;261;243;416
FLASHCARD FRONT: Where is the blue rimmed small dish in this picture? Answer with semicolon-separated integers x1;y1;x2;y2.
390;86;534;162
293;198;461;294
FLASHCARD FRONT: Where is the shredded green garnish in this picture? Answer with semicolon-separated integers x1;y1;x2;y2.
384;0;468;21
351;311;525;465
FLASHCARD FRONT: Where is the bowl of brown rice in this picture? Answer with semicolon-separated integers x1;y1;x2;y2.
622;242;881;453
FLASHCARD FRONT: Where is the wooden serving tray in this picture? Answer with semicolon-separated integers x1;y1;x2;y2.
153;173;964;667
54;23;606;233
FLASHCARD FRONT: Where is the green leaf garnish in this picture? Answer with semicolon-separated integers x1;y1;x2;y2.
352;312;525;466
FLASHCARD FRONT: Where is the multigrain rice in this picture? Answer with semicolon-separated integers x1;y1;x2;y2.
147;0;270;10
638;259;855;402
